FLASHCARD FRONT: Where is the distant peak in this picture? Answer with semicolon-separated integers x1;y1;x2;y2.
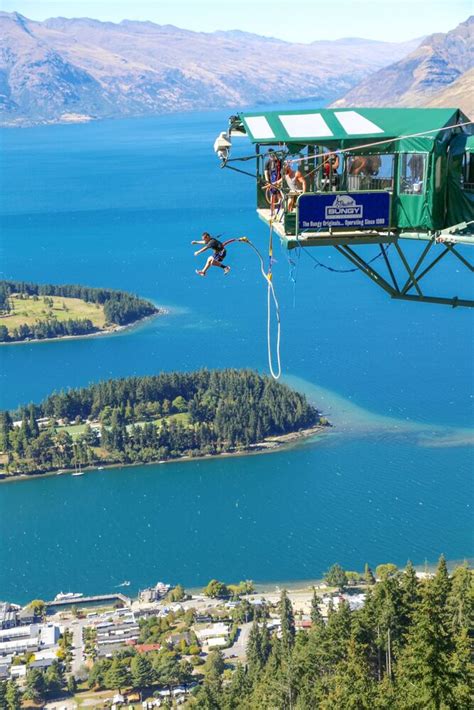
213;28;286;43
1;11;34;36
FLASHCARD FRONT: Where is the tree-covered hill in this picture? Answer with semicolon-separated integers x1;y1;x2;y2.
0;370;322;477
0;280;159;342
191;558;472;709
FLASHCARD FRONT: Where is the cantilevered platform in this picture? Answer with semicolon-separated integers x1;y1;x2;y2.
256;210;473;307
258;209;397;248
257;209;474;249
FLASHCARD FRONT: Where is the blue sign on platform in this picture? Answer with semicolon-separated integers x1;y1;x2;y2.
297;192;391;231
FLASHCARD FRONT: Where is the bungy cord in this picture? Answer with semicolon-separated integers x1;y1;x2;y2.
237;229;282;380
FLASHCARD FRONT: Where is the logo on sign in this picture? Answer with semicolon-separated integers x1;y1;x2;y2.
325;195;363;219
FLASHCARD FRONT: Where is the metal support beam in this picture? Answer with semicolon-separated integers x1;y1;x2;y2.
380;244;399;292
335;245;398;297
391;293;473;308
403;246;451;294
394;242;423;296
334;243;473;308
445;244;474;272
400;239;434;294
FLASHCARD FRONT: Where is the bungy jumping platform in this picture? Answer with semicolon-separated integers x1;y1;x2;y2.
257;208;474;308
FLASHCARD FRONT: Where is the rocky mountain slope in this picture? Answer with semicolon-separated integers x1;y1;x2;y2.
425;67;474;116
0;12;421;125
332;16;473;111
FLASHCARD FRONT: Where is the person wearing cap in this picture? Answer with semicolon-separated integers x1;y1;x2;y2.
264;148;282;185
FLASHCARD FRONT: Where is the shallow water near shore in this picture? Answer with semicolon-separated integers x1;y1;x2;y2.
0;109;473;603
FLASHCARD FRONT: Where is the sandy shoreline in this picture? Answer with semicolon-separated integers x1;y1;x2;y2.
0;424;329;485
0;309;166;346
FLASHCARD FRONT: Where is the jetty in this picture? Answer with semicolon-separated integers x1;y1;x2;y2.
45;593;131;608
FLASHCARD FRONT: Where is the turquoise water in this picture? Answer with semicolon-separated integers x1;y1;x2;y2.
0;111;473;604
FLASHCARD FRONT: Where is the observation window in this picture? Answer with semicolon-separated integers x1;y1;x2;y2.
346;154;394;191
462;152;474;192
435;156;443;191
399;153;426;194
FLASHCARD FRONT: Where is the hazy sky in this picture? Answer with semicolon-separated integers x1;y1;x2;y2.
3;0;471;43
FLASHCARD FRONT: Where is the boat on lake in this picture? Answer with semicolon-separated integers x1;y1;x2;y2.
72;471;84;477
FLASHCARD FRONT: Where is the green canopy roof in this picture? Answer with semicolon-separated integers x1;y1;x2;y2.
237;107;469;148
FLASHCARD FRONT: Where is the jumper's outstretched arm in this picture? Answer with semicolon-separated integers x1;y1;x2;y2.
191;239;210;256
193;245;211;256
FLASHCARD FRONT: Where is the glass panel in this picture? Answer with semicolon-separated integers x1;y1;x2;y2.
435;156;443;192
462;152;474;192
399;153;426;194
346;154;394;191
315;150;342;192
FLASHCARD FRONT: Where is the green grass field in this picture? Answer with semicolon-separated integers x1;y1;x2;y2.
161;412;190;426
0;294;106;333
56;424;89;439
57;412;191;440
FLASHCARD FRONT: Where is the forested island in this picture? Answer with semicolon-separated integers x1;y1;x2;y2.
0;370;325;478
0;280;160;343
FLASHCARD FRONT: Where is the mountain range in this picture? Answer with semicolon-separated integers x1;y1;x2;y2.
332;16;473;115
0;12;421;126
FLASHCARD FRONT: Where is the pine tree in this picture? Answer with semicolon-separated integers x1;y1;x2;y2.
369;574;404;678
279;590;295;655
364;563;376;585
325;563;348;590
153;653;181;691
200;650;225;708
24;668;46;703
130;653;153;689
45;660;64;695
430;555;451;614
5;679;22;710
311;587;324;629
447;562;473;635
104;658;129;692
395;560;456;709
246;617;263;678
259;620;271;666
67;675;77;695
28;405;39;438
325;600;352;668
449;626;473;708
322;637;376;710
399;560;420;636
223;662;252;709
250;640;297;710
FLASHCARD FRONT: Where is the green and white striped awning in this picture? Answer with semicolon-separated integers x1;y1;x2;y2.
237;107;468;147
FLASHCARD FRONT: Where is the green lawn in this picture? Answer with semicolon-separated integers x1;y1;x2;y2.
159;412;190;426
56;424;89;439
0;294;106;333
57;413;191;439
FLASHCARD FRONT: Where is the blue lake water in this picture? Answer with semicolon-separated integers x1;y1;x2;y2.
0;110;473;604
